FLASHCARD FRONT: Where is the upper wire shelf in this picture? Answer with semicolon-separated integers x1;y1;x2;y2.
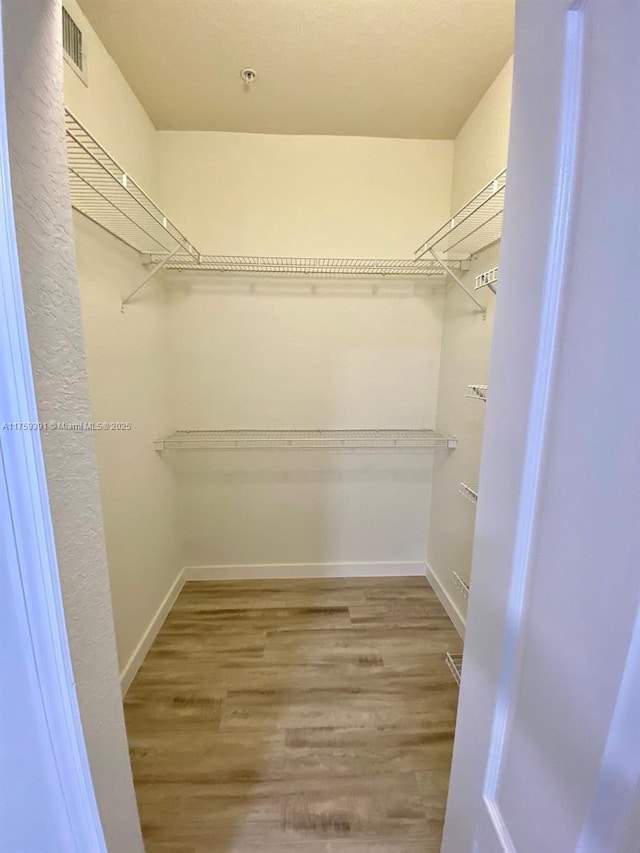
467;384;488;401
65;109;198;258
415;170;507;261
146;254;461;278
64;107;462;305
154;428;457;452
413;170;506;314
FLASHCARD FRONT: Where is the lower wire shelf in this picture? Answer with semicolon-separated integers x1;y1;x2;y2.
154;428;457;452
459;482;479;505
446;652;464;686
453;571;470;599
466;384;488;401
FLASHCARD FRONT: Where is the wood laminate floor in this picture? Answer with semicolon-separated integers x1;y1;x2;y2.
124;578;463;853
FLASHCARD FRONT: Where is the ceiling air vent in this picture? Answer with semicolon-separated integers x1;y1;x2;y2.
62;6;87;85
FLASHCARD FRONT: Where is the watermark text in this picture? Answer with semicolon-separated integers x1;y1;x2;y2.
1;421;132;432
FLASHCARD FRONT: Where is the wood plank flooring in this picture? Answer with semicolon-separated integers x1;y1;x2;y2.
124;578;463;852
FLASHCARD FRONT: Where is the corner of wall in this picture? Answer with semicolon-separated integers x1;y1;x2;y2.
427;55;513;632
451;55;514;211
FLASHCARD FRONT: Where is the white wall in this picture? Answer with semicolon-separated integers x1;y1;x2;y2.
427;57;513;628
157;131;452;256
451;57;514;210
64;0;180;679
157;132;452;571
2;0;143;848
169;287;444;571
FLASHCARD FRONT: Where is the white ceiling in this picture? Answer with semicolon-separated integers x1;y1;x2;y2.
77;0;514;139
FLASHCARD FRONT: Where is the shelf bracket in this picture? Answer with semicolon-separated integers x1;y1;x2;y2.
121;244;184;311
429;250;486;315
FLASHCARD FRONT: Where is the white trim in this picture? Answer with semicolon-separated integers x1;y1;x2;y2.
120;569;185;694
577;599;640;852
184;561;425;581
481;1;586;823
0;20;105;850
425;563;466;639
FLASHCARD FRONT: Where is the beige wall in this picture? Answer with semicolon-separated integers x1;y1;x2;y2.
63;0;180;679
2;0;143;848
63;0;158;195
168;284;445;571
73;214;179;677
428;57;513;630
452;57;513;211
156;131;452;571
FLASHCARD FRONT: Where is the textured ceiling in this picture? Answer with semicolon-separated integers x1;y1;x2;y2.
77;0;514;139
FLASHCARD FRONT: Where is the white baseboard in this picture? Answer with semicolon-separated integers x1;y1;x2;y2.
184;561;426;581
425;563;466;639
120;568;185;694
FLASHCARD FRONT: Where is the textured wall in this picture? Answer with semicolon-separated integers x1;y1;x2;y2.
427;57;513;627
2;0;143;849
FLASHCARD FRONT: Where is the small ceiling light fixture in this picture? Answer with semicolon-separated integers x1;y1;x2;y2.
241;67;257;85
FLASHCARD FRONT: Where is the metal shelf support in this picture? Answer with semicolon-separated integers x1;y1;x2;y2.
428;249;486;314
121;244;183;310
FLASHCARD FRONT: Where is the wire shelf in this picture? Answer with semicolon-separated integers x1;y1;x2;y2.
446;652;463;685
475;266;499;291
65;107;466;298
415;169;507;261
459;482;479;505
453;572;470;599
466;384;488;401
65;109;198;257
146;254;461;278
154;429;458;452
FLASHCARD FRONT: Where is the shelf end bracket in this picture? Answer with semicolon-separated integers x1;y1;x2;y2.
429;249;486;316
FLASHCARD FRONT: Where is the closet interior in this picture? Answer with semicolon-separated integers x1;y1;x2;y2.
62;0;514;847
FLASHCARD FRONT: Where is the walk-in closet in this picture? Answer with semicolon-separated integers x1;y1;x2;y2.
61;0;514;848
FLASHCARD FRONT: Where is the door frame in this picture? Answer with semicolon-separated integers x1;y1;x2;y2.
444;0;640;849
0;12;106;848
